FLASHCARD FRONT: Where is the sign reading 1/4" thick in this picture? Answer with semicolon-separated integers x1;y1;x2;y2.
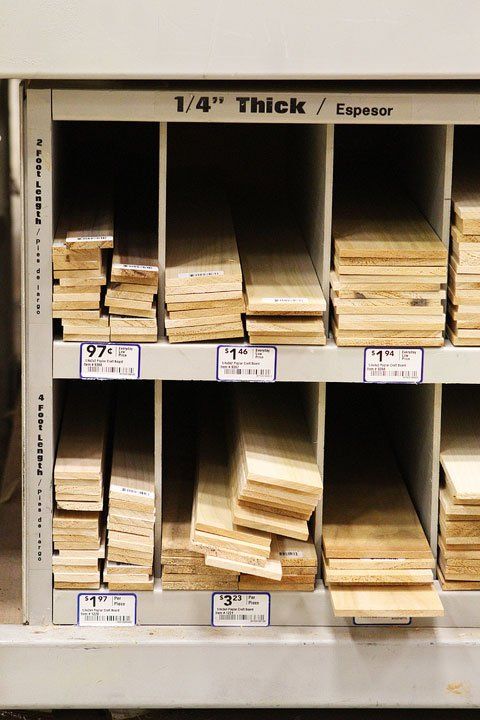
363;348;424;384
77;593;137;626
80;343;140;379
212;592;270;627
216;345;277;382
168;93;411;122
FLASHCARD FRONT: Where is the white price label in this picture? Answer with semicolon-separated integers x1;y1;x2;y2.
353;617;411;626
216;345;277;382
212;592;270;627
80;343;141;379
363;348;424;384
178;270;224;279
77;593;137;626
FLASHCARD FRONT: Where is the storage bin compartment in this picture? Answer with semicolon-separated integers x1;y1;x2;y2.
161;380;324;592
52;122;160;343
51;379;157;594
448;127;480;345
330;125;450;347
165;124;331;345
322;382;443;618
439;384;480;590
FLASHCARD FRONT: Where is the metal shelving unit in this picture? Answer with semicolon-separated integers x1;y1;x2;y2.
4;79;480;707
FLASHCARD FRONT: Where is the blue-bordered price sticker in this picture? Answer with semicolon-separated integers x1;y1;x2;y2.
80;343;141;380
211;592;270;626
216;346;277;382
363;348;424;384
77;593;137;626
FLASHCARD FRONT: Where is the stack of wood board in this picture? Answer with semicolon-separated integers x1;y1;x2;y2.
105;384;155;590
229;385;322;541
236;200;326;345
438;389;480;589
330;186;448;347
322;398;443;618
190;404;278;581
53;187;113;341
447;170;480;345
165;187;244;343
105;195;159;342
52;508;103;589
161;390;239;590
239;535;318;591
53;382;111;511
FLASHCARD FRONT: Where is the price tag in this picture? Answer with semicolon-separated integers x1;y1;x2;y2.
212;592;270;627
80;343;141;380
216;345;277;382
77;593;137;626
363;348;424;384
353;617;411;626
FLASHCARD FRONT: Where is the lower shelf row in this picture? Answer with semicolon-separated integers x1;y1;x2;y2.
51;379;480;620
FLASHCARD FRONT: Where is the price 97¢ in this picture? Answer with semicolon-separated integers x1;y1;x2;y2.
85;344;113;359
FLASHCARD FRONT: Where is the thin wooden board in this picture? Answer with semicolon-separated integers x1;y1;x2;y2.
167;326;244;343
108;383;155;517
334;314;445;331
437;565;480;590
165;289;243;305
246;316;324;336
440;486;480;520
206;554;282;580
248;334;326;346
335;262;447;278
236;200;326;314
323;408;433;561
166;186;242;290
169;304;245;320
326;557;435;570
162;580;238;591
271;535;318;568
54;382;111;483
233;384;323;495
322;556;433;585
193;410;271;546
110;188;159;284
165;313;240;329
440;388;480;504
329;583;444;617
330;270;443;291
333;185;447;266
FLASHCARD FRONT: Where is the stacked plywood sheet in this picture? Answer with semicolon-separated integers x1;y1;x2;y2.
447;171;480;345
331;187;448;347
105;194;159;342
52;508;104;589
53;188;113;342
438;389;480;589
236;200;326;345
161;395;239;590
229;385;322;541
52;381;111;589
53;382;110;511
165;187;244;343
239;535;318;591
105;384;155;590
322;402;442;618
190;407;278;581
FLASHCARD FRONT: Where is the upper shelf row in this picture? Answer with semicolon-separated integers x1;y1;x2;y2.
49;122;480;351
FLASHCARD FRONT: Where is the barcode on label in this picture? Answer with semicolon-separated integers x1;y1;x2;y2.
363;348;424;384
211;592;270;627
82;364;136;375
80;343;141;380
221;368;271;376
87;614;131;623
216;346;277;383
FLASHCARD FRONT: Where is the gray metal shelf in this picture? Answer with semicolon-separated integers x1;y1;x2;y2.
54;337;480;383
14;80;480;709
